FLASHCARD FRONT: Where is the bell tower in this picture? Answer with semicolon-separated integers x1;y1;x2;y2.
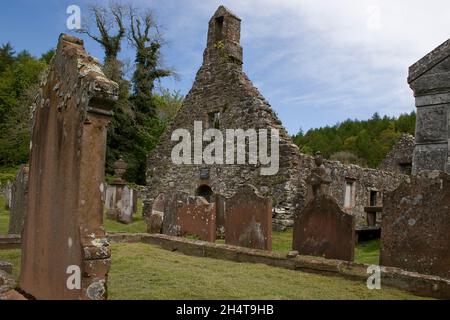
204;6;243;65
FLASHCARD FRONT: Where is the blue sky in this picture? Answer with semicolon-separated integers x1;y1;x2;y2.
1;0;450;134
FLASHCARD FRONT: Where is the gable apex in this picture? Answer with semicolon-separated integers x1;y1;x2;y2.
408;38;450;83
211;5;241;21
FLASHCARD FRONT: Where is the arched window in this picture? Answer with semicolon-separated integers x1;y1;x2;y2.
196;185;213;202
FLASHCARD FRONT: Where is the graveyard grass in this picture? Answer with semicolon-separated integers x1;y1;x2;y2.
0;243;428;300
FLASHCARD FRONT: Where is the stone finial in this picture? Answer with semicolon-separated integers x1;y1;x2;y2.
308;152;331;198
113;157;127;181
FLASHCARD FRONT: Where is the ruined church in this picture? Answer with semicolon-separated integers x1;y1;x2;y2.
145;6;411;230
145;6;300;214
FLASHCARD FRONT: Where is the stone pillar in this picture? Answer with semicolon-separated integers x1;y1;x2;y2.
409;39;450;174
107;158;135;224
20;34;118;300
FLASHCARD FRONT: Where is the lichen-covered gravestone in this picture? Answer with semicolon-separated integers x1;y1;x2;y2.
224;185;272;250
147;193;165;234
8;164;29;235
293;153;355;261
162;191;190;236
20;34;118;300
380;171;450;279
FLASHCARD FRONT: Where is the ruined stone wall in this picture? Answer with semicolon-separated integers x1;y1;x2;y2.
296;154;407;226
379;134;415;174
145;7;300;216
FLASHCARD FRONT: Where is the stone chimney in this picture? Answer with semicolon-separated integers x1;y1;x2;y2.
204;6;243;66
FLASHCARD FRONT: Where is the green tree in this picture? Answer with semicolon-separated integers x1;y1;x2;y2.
0;48;48;165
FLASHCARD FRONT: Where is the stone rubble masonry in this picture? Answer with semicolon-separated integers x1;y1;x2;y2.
20;34;118;300
297;154;408;226
408;38;450;174
224;185;272;250
380;170;450;279
379;134;415;174
145;6;300;222
8;164;29;235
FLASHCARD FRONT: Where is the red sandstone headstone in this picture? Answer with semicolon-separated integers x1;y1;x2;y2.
293;194;355;261
293;152;355;261
177;197;216;242
20;34;118;300
380;171;450;279
224;185;272;250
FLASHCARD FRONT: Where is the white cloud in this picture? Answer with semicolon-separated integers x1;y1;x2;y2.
134;0;450;131
206;0;450;130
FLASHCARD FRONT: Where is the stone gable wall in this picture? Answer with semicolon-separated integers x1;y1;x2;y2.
145;7;300;217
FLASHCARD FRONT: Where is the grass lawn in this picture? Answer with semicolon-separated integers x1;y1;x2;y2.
0;243;426;300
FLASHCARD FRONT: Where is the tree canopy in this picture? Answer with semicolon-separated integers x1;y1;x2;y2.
293;112;416;168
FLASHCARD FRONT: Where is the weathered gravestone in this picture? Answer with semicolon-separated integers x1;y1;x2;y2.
215;194;226;239
177;197;216;242
20;34;118;300
106;158;137;224
147;193;165;234
162;191;190;236
8;165;29;235
293;153;355;261
2;182;12;211
224;185;272;250
380;171;450;279
161;192;216;242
